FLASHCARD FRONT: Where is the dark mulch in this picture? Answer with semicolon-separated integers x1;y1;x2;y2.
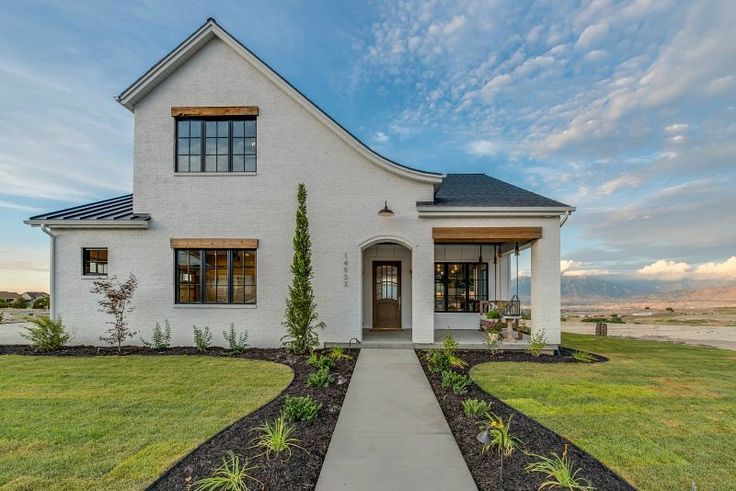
0;344;357;490
417;348;634;491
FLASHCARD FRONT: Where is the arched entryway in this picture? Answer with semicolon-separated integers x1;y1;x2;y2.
359;237;413;337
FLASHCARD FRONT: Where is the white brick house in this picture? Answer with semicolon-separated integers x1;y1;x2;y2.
26;19;574;348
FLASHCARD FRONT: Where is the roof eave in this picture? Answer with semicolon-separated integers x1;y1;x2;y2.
24;219;150;229
116;19;443;184
416;205;576;218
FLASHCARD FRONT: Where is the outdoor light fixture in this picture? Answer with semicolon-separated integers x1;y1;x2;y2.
377;201;394;217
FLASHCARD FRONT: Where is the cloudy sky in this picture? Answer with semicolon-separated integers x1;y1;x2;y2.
1;0;735;292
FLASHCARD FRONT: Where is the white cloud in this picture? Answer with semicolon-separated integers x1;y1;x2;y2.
561;259;612;276
575;22;609;48
665;123;688;133
638;259;690;280
480;74;512;100
638;257;736;281
374;131;390;143
467;140;498;156
693;256;736;280
583;49;607;61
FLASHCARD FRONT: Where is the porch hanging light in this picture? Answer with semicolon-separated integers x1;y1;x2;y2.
377;201;394;217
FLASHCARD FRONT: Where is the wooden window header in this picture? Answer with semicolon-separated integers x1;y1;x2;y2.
432;227;542;243
170;238;258;249
171;106;259;118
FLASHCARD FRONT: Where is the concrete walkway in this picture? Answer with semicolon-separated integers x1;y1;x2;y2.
316;349;476;491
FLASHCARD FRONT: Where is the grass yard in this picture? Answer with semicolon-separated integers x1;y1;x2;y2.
0;355;292;491
471;333;736;491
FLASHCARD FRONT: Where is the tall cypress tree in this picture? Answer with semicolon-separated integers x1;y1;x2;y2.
282;183;325;354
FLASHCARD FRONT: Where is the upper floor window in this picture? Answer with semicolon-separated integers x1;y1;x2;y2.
176;118;257;173
83;248;108;276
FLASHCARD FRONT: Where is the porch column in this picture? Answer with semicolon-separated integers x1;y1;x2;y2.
530;221;561;345
412;241;435;344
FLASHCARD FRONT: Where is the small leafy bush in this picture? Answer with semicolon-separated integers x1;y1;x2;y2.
462;398;491;418
282;395;321;422
307;367;331;388
480;413;523;483
307;352;335;370
525;445;595;491
252;417;302;460
192;452;261;491
21;317;72;352
441;370;471;395
570;350;595;363
486;308;502;320
193;325;212;352
528;329;547;357
425;334;467;373
327;346;352;362
485;331;501;356
223;323;248;353
141;320;171;350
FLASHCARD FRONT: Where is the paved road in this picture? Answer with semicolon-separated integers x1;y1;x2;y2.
563;322;736;351
316;349;476;491
0;323;30;345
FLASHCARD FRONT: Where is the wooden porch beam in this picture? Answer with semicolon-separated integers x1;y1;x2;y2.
170;106;259;117
432;227;542;243
170;238;258;249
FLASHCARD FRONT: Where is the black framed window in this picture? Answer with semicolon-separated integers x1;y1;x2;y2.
176;118;257;173
83;248;108;276
175;249;256;304
434;262;487;312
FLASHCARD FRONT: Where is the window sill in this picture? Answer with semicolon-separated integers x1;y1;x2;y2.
81;275;107;280
173;304;257;309
174;172;257;177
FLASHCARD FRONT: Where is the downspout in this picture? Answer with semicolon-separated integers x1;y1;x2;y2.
40;225;56;319
560;210;571;228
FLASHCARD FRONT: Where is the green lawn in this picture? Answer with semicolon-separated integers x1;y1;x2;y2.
471;334;736;491
0;355;293;490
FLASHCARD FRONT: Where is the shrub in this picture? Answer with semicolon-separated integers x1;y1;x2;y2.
570;350;595;363
462;398;491;418
252;417;302;460
525;445;595;491
528;329;547;357
193;325;212;352
282;395;321;422
32;296;50;310
665;307;674;313
91;274;138;352
11;297;29;309
223;323;248;353
521;310;532;320
282;183;325;355
307;352;335;370
307;366;331;388
21;317;72;352
141;320;171;350
192;452;261;491
327;346;352;362
441;370;471;395
486;308;502;320
425;334;467;373
480;413;523;483
485;331;501;356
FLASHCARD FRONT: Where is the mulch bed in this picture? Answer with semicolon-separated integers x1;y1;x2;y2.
0;344;358;490
417;348;634;491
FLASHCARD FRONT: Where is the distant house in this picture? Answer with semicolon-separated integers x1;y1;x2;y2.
0;291;20;303
21;292;49;302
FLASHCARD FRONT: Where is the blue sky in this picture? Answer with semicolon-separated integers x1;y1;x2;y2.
1;0;735;292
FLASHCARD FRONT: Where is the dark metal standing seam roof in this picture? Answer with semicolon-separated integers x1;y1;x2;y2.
27;194;149;222
430;174;572;208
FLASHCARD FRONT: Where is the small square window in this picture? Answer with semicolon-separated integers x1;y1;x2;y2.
83;248;108;276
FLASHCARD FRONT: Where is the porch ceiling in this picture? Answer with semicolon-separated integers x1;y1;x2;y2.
432;226;542;244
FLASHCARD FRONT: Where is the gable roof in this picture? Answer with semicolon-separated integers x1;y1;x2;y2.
116;18;442;184
25;195;150;228
433;174;572;208
0;291;20;301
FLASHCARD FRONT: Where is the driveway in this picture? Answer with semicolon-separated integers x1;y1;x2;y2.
563;321;736;351
0;323;29;344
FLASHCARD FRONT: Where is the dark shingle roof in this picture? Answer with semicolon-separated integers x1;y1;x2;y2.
429;174;572;208
28;195;149;222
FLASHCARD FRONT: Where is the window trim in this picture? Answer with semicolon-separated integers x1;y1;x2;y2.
174;248;257;305
174;116;257;174
82;247;108;277
434;261;488;313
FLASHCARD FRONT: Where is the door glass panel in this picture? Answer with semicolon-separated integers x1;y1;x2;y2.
375;265;398;300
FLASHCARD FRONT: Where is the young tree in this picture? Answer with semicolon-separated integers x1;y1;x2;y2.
282;183;325;354
11;297;28;309
91;274;138;352
32;296;50;310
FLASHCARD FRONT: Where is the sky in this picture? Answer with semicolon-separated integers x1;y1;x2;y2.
1;0;735;292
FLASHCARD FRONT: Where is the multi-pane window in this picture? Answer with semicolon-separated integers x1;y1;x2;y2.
175;249;256;304
82;248;108;276
434;263;487;312
176;118;256;173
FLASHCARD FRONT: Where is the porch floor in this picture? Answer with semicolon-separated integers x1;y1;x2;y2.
324;329;531;350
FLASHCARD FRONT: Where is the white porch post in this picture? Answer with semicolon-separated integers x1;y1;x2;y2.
412;242;435;344
530;221;561;345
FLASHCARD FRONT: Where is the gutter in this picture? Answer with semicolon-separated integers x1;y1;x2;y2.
560;210;571;228
40;226;56;319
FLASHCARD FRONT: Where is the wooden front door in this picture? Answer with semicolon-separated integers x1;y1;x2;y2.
373;261;401;330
